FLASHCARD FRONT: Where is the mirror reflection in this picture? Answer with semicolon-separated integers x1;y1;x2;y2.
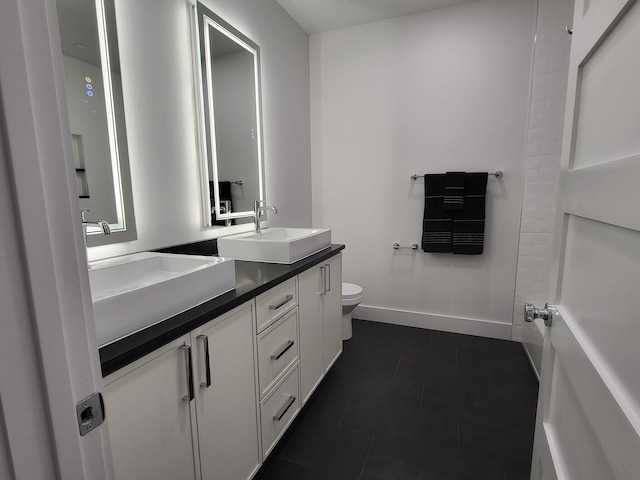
56;0;136;246
197;4;264;227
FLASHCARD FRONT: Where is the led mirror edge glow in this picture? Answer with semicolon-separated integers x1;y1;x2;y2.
200;10;264;222
203;16;222;222
91;0;126;233
192;5;213;227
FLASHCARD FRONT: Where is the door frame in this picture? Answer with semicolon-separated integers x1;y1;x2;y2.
0;0;113;478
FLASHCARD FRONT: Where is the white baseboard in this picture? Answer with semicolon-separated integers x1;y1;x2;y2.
352;305;513;341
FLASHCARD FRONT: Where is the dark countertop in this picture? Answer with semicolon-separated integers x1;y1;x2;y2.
99;244;345;377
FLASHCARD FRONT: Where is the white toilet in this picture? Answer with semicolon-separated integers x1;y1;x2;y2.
341;282;363;340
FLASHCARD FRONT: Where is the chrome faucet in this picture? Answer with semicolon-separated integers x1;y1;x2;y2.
81;209;111;236
253;200;277;233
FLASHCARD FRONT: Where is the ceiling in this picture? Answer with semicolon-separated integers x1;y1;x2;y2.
276;0;478;34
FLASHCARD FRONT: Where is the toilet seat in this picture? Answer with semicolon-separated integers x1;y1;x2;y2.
342;282;363;301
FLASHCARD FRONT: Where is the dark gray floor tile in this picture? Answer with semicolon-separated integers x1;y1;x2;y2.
325;370;423;409
344;321;384;352
302;385;353;426
421;382;538;433
277;418;372;480
457;341;532;373
431;330;507;350
458;419;535;474
261;458;340;480
267;324;537;480
352;319;402;338
361;435;505;480
332;347;400;376
397;354;491;391
378;330;457;365
489;369;539;401
503;470;532;480
340;396;458;456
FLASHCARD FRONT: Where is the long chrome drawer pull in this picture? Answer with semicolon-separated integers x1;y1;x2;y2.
325;264;331;292
179;344;194;402
271;340;295;360
197;334;211;388
269;294;293;311
320;266;326;295
273;395;296;421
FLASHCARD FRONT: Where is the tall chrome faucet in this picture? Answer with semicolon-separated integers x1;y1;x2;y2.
253;200;277;233
81;209;111;236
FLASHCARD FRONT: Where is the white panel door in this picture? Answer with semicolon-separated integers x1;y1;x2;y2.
530;1;640;478
103;335;199;480
322;253;343;371
298;264;325;404
191;302;261;480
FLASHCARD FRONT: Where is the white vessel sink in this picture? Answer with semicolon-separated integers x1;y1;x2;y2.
217;227;331;264
89;252;235;346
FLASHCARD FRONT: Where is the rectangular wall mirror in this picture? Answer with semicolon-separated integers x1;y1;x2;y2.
194;3;265;228
55;0;136;246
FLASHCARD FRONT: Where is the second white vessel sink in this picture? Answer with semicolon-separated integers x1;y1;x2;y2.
89;252;235;346
217;227;331;264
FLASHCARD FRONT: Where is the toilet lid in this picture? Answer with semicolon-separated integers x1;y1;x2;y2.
342;282;362;300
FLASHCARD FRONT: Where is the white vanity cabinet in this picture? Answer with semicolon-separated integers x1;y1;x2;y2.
298;253;342;404
190;302;261;480
102;251;343;479
103;302;260;480
254;278;301;458
103;334;200;480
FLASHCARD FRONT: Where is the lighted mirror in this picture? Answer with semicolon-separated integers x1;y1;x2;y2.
55;0;136;246
195;3;265;227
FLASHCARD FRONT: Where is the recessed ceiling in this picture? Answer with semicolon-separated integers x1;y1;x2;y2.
276;0;478;34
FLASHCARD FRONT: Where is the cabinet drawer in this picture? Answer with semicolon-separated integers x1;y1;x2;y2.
260;363;300;458
256;277;297;333
257;308;299;398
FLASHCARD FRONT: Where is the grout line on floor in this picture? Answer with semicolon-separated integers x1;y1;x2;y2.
357;435;375;480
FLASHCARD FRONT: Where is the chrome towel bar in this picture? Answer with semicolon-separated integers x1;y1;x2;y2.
411;170;503;180
393;243;419;250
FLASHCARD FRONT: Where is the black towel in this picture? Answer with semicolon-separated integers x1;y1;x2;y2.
452;173;487;255
443;172;465;210
422;174;453;252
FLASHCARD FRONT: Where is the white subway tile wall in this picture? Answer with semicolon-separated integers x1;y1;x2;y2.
513;0;574;342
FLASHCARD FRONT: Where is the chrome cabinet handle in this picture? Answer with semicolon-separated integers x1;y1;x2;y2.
197;334;211;388
273;395;296;421
269;294;293;311
179;344;194;402
271;340;295;360
320;266;326;295
325;263;331;292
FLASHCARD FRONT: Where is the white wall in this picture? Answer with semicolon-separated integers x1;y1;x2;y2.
88;0;311;261
514;0;574;372
311;0;537;338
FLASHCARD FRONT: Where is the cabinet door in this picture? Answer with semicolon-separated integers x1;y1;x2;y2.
322;253;343;371
298;264;324;404
103;335;199;480
191;302;261;480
